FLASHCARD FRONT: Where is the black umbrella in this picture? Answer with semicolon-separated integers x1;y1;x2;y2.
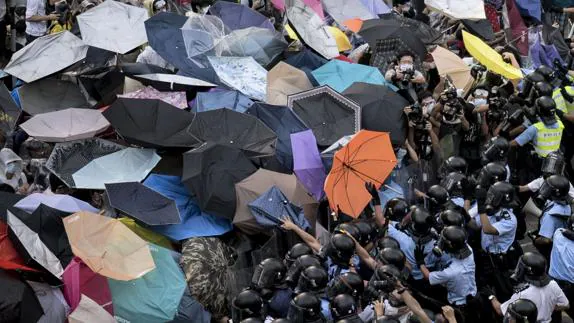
245;102;308;173
64;46;117;75
342;82;408;145
462;19;495;41
103;98;200;149
188;108;277;158
182;142;257;220
0;269;44;323
105;182;181;226
78;66;125;107
19;78;90;115
287;86;361;148
0;83;21;133
284;50;328;86
0;192;24;222
359;19;427;59
119;62;174;76
129;73;216;92
46;138;125;188
377;14;443;45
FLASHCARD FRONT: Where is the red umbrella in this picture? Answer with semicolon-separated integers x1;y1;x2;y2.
0;221;39;273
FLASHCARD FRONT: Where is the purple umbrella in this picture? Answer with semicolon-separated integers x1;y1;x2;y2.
291;130;326;201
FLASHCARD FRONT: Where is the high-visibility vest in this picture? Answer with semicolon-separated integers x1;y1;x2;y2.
533;120;564;157
552;86;574;114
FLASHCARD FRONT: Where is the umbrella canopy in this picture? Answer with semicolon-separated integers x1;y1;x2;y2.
287;85;361;147
4;31;88;83
77;0;148;54
0;220;40;274
119;86;187;109
271;0;325;19
377;14;443;45
291;130;326;201
219;27;287;67
78;66;125;107
129;73;216;92
19;78;89;116
249;186;311;229
105;182;180;226
284;50;328;85
287;0;339;59
359;19;427;60
342;82;408;145
68;295;115;323
461;19;495;41
143;174;233;240
266;62;313;106
424;0;486;20
179;14;226;66
208;1;274;31
72;148;161;189
321;135;354;172
28;281;70;323
46;139;125;188
0;269;44;323
63;211;156;281
119;62;174;77
360;0;391;15
14;193;99;214
192;88;254;113
462;30;523;80
62;258;113;315
322;0;376;26
515;0;541;21
208;56;267;101
246;102;308;172
311;59;392;93
180;237;235;319
183;142;257;220
234;169;317;235
19;108;110;143
431;46;473;92
103;98;200;148
188;108;277;158
119;217;174;250
0;192;23;220
108;244;186;323
325;130;397;217
0;83;21;133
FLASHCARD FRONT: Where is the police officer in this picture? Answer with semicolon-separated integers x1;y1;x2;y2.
377;236;401;251
285;243;314;268
294;266;330;319
232;289;265;322
440;156;468;178
285;255;323;289
489;252;569;323
518;151;574;199
330;294;362;323
426;185;450;217
252;258;288;318
481;136;511;181
382;197;410;224
499;299;538;323
287;292;326;323
549;215;574;320
326;271;364;302
441;172;469;208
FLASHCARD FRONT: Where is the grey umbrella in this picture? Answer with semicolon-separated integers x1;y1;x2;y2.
218;27;287;67
19;78;89;116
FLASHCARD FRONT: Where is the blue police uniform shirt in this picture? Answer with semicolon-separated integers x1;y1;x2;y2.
429;247;477;305
550;229;574;283
481;208;517;254
321;298;331;320
388;223;436;280
514;121;560;146
378;180;404;210
269;288;292;318
451;197;465;208
324;254;358;281
539;202;572;239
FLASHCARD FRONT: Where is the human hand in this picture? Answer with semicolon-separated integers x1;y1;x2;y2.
414;244;425;266
373;299;385;317
281;216;297;231
47;13;60;21
408;120;416;128
501;52;513;63
442;306;456;323
365;182;380;204
425;121;432;133
403;106;413;115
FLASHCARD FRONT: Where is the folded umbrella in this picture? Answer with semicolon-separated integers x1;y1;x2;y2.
4;31;88;83
108;244;186;323
119;86;187;109
188;108;277;158
46;139;125;188
192;88;254;113
461;19;495;41
208;56;267;101
430;46;473;93
342;82;408;145
0;83;21;133
103;98;200;148
19;108;110;143
462;30;523;80
424;0;486;20
183;142;257;220
0;269;44;323
72;148;161;189
62;258;113;315
208;1;274;31
77;0;148;54
503;0;529;56
284;50;328;85
288;85;361;147
129;73;216;92
291;130;326;201
63;211;156;281
68;295;115;323
312;59;393;93
14;193;99;214
322;0;376;26
19;78;89;116
105;182;180;226
249;186;310;230
218;27;287;67
325;130;397;217
266;62;313;106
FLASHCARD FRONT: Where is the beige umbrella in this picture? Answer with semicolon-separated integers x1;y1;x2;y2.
431;46;473;94
68;295;115;323
63;212;155;281
266;62;313;106
233;168;318;235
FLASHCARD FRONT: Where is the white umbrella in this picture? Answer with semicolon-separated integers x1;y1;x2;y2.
14;193;99;214
133;73;217;90
72;148;161;189
4;31;87;83
424;0;486;20
321;0;376;26
77;0;149;54
19;108;110;143
208;56;267;101
69;295;115;323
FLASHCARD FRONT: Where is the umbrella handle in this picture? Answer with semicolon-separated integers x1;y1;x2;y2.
383;184;403;195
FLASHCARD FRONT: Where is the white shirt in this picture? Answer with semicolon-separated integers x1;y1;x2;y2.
25;0;47;36
527;177;574;199
500;281;569;323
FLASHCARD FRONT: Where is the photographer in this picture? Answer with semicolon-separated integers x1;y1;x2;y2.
429;91;470;159
385;51;426;89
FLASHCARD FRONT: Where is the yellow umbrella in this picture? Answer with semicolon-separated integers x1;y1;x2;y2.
462;30;523;80
285;25;352;52
431;46;473;93
118;217;174;250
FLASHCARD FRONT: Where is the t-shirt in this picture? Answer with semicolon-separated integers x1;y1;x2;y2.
25;0;47;36
500;281;569;323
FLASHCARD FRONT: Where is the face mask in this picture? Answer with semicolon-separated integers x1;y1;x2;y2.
423;102;435;114
399;63;413;71
473;98;487;107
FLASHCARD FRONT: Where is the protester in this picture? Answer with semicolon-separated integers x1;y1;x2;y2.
25;0;60;43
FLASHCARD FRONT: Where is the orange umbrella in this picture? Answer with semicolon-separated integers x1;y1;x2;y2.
343;18;363;33
324;130;396;217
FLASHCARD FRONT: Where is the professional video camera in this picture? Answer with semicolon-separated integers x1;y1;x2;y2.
364;265;402;303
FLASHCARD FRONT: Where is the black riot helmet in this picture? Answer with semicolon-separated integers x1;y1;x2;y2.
541;151;566;178
533;81;554;97
252;258;287;290
438;209;465;228
562;215;574;241
327;234;356;267
504;299;538;323
481;137;510;165
478;162;508;188
535;96;557;125
232;289;264;322
271;320;292;323
521;71;545;98
536;174;571;205
485;181;515;214
443;156;468;175
330;294;358;321
287;292;324;323
376;247;406;270
326;271;364;300
408;206;432;239
354;221;377;246
285;243;313;267
295;266;328;294
432;226;470;259
285;255;323;288
427;185;449;214
241;319;264;323
369;265;401;295
441;172;468;198
377;236;401;250
511;252;550;287
535;65;555;83
383;198;410;222
334;223;361;242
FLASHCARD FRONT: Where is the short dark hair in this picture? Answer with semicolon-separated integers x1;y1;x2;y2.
397;50;415;62
393;0;408;6
418;90;433;102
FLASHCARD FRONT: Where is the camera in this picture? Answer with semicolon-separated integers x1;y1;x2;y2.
364;266;401;302
408;103;427;130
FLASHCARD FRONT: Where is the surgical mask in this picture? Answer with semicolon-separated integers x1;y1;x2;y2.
423;102;435;114
399;63;413;72
473;98;487;107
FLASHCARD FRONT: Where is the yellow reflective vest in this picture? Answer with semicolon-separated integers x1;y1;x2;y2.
552;86;574;114
533;120;564;157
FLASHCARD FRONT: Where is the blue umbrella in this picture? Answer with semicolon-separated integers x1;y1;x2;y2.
248;186;310;230
191;88;254;113
246;102;308;173
285;50;328;86
515;0;541;22
311;59;395;93
108;244;186;323
143;174;232;241
208;1;274;31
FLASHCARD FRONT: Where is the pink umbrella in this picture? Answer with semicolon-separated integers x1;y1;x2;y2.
271;0;324;19
62;257;113;315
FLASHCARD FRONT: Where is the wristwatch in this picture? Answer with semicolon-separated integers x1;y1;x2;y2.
488;295;496;301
